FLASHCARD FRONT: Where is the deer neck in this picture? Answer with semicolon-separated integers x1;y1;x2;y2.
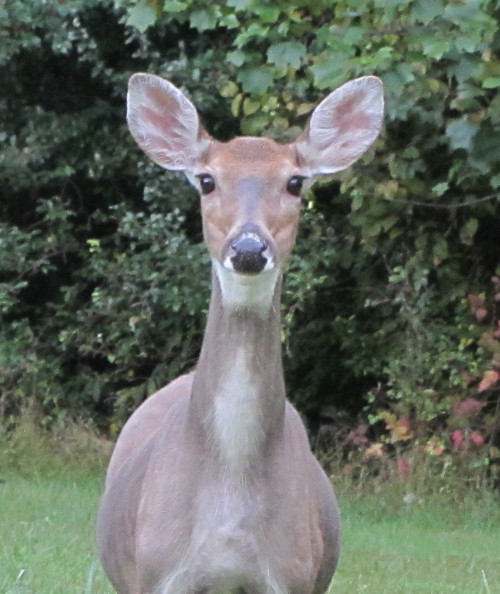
189;267;286;476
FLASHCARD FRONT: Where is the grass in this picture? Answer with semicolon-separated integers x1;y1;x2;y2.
332;494;500;593
0;422;113;593
1;423;499;593
1;472;112;594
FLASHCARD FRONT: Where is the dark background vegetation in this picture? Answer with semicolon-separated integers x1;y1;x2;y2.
1;0;499;489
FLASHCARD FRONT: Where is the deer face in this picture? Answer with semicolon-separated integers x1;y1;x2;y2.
126;73;384;310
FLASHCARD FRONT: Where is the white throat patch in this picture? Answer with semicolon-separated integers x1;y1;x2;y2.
212;346;264;475
213;260;279;311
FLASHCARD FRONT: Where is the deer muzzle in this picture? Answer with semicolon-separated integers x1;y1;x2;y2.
224;222;274;275
230;231;268;274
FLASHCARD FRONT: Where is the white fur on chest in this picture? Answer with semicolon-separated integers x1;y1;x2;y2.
158;485;286;594
212;346;264;474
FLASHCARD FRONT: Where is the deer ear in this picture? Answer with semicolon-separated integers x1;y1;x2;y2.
295;76;384;175
127;73;211;171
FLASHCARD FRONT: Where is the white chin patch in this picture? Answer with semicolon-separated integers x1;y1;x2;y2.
214;260;279;311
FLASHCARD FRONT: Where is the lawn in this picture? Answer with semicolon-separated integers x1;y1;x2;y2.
1;472;112;594
333;496;500;593
2;465;499;594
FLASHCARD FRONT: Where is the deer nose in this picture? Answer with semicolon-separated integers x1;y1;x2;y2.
230;231;268;274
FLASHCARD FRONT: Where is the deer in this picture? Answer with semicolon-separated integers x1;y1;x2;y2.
97;72;384;594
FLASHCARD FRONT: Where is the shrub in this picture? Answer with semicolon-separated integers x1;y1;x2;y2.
0;0;499;485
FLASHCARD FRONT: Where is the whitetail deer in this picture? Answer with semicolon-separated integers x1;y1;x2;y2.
97;72;383;594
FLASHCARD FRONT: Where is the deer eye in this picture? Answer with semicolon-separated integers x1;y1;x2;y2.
286;175;306;197
197;173;216;195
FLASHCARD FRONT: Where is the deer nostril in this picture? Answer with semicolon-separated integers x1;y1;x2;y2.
230;232;268;274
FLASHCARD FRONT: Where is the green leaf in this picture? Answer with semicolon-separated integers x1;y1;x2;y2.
446;119;478;151
126;2;156;32
309;54;346;90
351;194;364;212
220;81;239;98
227;49;246;67
382;63;415;96
459;218;478;246
243;97;260;115
237;67;273;96
190;7;219;31
241;113;271;135
231;94;243;117
267;42;307;70
455;35;479;54
411;0;444;25
448;56;483;84
234;22;270;48
471;126;500;169
254;6;281;22
482;77;500;89
374;0;411;5
163;0;188;12
227;0;253;9
432;182;449;196
433;235;448;264
423;38;451;60
219;13;239;28
343;26;364;45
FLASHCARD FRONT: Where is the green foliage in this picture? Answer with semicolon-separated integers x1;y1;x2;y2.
0;0;230;425
0;0;499;483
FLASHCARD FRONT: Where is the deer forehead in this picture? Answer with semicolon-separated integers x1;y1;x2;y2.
206;137;300;181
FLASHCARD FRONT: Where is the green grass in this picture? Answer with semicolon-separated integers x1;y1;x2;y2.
0;422;113;593
331;494;500;593
1;426;499;593
1;472;112;594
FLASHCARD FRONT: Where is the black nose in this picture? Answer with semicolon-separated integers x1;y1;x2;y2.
230;232;268;274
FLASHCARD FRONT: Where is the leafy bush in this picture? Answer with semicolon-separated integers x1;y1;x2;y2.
0;0;499;487
0;0;230;424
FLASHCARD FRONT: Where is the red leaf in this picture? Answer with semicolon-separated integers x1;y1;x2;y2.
345;425;369;447
467;294;488;320
468;293;485;310
470;431;485;446
453;397;484;418
478;370;500;392
475;308;488;321
451;430;464;450
424;438;444;456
